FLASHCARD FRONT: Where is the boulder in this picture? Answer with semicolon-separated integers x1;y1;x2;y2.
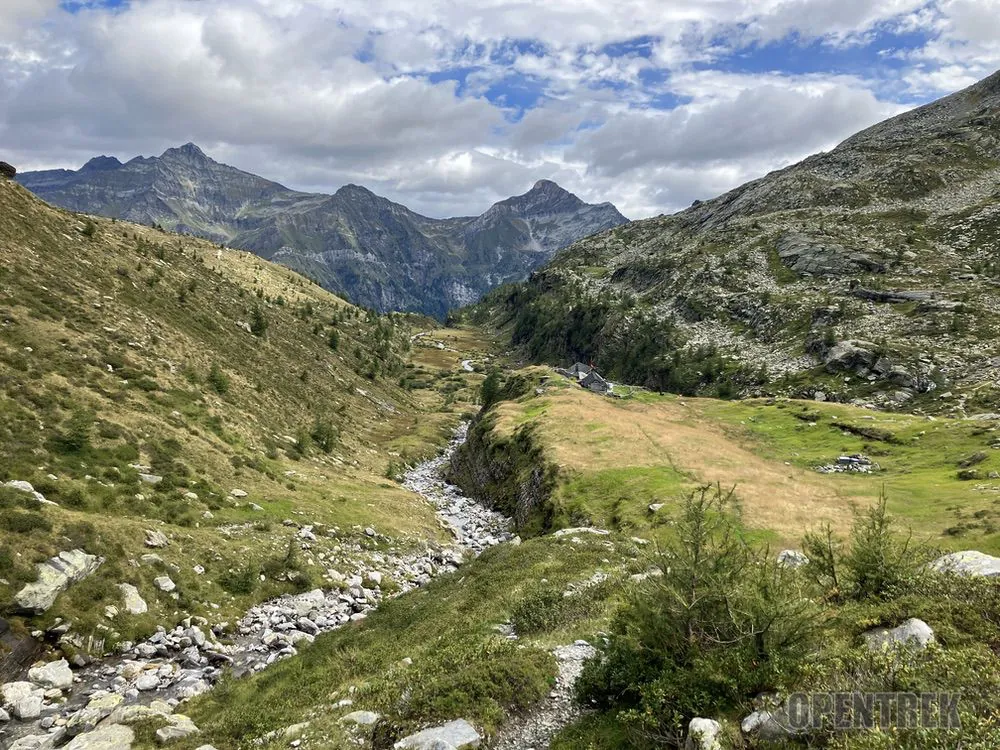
118;584;148;615
777;233;884;277
144;530;169;548
15;549;104;614
155;714;200;744
864;618;934;650
741;709;794;741
777;550;809;568
230;489;248;498
65;724;135;750
931;550;1000;577
28;659;74;690
138;474;163;486
394;719;481;749
341;710;381;726
66;692;124;736
13;694;43;720
4;480;51;505
685;717;722;750
154;576;176;592
824;340;877;373
135;673;159;691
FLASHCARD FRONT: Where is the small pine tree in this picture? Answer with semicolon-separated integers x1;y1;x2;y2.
250;306;269;337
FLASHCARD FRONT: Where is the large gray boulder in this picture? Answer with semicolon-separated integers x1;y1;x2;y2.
777;550;809;568
864;618;934;651
28;658;73;690
777;233;884;277
824;340;877;373
65;724;134;750
118;584;148;615
930;550;1000;577
394;719;481;749
685;717;723;750
15;550;104;614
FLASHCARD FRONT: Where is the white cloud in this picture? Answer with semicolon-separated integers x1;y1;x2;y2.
0;0;995;219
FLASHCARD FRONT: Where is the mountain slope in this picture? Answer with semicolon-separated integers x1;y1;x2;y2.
17;147;627;316
474;69;1000;413
0;175;469;666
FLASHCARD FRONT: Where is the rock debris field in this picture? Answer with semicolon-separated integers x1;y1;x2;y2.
0;425;531;750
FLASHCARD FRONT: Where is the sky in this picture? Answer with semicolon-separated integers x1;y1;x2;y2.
1;1;998;219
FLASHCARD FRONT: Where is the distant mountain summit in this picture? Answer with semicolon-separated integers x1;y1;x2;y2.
18;146;627;315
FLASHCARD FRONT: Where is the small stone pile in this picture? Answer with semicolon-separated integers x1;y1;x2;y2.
815;454;879;474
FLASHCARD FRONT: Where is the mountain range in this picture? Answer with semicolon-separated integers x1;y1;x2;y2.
475;69;1000;413
17;145;626;316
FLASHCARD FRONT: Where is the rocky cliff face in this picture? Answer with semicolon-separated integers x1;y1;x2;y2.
476;70;1000;414
18;148;627;316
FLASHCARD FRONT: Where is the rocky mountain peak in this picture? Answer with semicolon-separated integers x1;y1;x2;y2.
160;142;210;164
80;155;123;172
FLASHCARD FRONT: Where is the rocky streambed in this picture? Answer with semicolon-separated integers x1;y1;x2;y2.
1;425;513;749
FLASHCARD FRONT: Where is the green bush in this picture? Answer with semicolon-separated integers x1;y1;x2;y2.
50;409;94;453
803;493;934;602
575;485;821;745
219;564;259;595
310;419;339;453
0;509;53;534
207;363;230;395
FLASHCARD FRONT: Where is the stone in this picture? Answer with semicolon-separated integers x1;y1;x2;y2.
0;707;9;722
65;724;135;750
931;550;1000;577
135;673;160;691
394;719;481;749
341;710;381;726
551;527;610;537
741;709;793;741
13;694;43;719
154;576;176;592
66;692;124;735
685;717;722;750
230;489;248;498
139;474;163;486
155;715;200;744
15;549;104;613
144;530;169;548
4;480;50;505
864;618;934;651
824;340;877;373
28;658;74;689
648;503;664;513
118;584;148;614
777;233;884;277
777;550;809;568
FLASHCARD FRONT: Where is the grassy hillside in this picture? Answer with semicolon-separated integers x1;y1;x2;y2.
452;371;1000;553
0;177;476;651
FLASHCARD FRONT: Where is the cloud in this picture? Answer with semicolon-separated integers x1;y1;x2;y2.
0;0;995;218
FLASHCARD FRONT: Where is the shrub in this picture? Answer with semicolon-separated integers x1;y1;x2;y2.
310;419;339;453
250;306;269;337
219;564;259;595
803;492;934;602
207;364;230;395
51;409;94;453
576;485;821;745
0;509;53;534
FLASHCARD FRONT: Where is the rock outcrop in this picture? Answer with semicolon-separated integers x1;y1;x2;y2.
15;550;104;614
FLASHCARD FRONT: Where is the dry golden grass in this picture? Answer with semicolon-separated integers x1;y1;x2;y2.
494;385;865;541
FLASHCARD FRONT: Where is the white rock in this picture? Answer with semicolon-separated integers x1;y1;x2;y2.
4;480;51;505
15;549;104;613
118;584;148;615
864;618;935;651
777;550;809;568
65;724;135;750
230;489;248;498
28;658;73;690
135;674;160;691
155;714;200;744
394;719;481;749
12;694;43;719
341;710;381;726
139;474;163;486
552;527;610;537
154;576;176;593
930;550;1000;577
685;718;722;750
144;530;169;548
